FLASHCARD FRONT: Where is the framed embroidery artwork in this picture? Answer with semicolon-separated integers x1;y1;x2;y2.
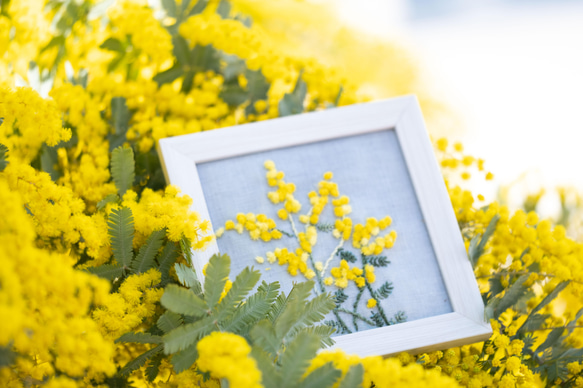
157;96;492;356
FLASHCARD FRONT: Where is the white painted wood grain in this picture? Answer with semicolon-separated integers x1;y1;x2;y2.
157;96;492;356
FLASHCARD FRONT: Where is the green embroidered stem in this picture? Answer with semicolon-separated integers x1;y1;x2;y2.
288;213;300;238
275;228;294;238
366;281;389;325
332;309;352;334
336;307;376;327
308;253;326;295
352;287;365;330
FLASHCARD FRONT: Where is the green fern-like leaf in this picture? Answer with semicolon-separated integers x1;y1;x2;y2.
215;266;261;320
274;282;313;341
97;193;119;211
146;353;163;382
300;324;336;347
287;293;335;339
338;364;364;388
120;345;163;377
338;249;357;263
86;264;124;280
108;207;134;267
0;143;8;172
111;145;135;197
365;255;390;267
299;362;341;388
279;331;321;388
485;274;529;319
376;281;394;299
163;315;215;354
161;284;208;317
221;289;273;334
203;253;231;310
174;262;201;290
131;228;165;273
157;311;183;334
250;319;280;358
170;343;199;373
251;346;281;387
115;332;163;344
158;241;179;286
333;290;348;305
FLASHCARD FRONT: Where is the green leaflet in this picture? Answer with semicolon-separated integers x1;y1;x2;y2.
279;331;321;388
170;343;199;373
109;99;132;151
250;319;280;358
221;290;273;334
163;315;215;354
204;253;231;310
0;143;8;172
468;214;500;268
157;311;183;334
299;362;341;388
120;345;163;377
131;228;166;274
251;346;280;387
215;266;262;320
86;264;124;281
115;332;163;344
338;364;364;388
161;284;208;318
97;193;119;211
278;72;307;117
110;145;135;196
158;241;179;286
107;207;134;268
485;274;529;320
174;262;201;290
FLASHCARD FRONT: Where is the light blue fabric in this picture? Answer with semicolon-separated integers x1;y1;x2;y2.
197;130;452;335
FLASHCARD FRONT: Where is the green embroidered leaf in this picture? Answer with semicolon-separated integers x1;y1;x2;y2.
163;316;215;354
338;249;357;263
146;352;163;382
251;346;281;387
120;345;163;377
216;266;261;320
366;255;390;267
115;332;163;344
107;207;134;267
278;72;307;117
0;143;8;172
376;282;394;299
315;223;334;232
299;362;341;388
153;63;183;86
250;319;280;357
131;229;165;274
204;253;231;310
171;343;199;373
280;331;321;388
97;193;119;211
157;311;183;334
158;241;179;286
338;364;364;388
86;264;124;281
333;290;348;305
161;284;208;317
110;145;135;197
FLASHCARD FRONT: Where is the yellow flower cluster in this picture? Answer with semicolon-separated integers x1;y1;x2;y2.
299;172;341;225
352;216;395;253
265;160;302;213
107;0;173;67
93;269;164;339
436;137;494;183
0;178;116;385
307;350;461;388
265;247;314;278
221;212;282;242
329;259;366;289
196;332;263;388
0;87;71;163
121;185;212;248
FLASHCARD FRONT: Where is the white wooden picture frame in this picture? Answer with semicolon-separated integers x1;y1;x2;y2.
157;96;492;357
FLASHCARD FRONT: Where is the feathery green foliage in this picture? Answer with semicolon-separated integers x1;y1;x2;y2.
111;145;135;197
107;206;134;267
